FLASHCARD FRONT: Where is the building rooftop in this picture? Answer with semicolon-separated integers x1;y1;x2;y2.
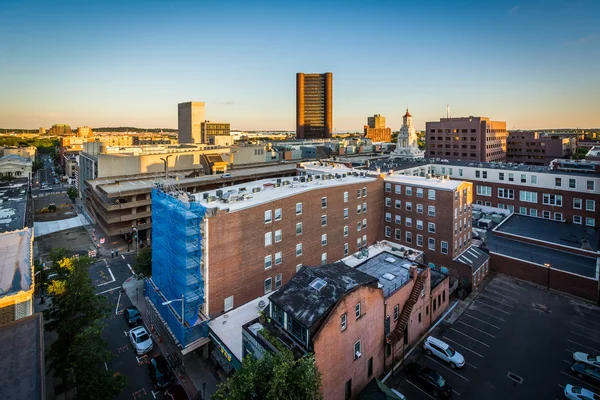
495;214;599;252
0;227;33;297
354;251;419;298
0;313;45;400
193;172;377;212
0;180;28;233
385;174;462;190
340;240;424;268
269;263;378;329
430;268;448;289
453;246;490;273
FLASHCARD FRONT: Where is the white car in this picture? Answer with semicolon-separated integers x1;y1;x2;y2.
129;326;153;355
423;336;465;369
564;384;600;400
574;352;600;369
40;186;52;191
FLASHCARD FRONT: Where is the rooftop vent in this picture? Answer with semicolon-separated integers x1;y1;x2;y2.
382;273;396;281
385;257;397;263
252;187;261;193
309;278;327;291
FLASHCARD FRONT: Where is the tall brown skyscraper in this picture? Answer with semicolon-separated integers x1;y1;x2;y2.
296;72;332;139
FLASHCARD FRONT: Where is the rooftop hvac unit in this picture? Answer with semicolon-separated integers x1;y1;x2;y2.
283;180;290;185
335;174;341;179
252;187;261;193
277;178;281;184
216;189;223;197
203;193;209;200
300;177;306;182
207;196;217;203
342;173;347;178
293;177;298;181
238;187;246;192
274;183;281;188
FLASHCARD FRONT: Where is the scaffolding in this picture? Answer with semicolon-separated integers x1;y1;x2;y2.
147;186;208;347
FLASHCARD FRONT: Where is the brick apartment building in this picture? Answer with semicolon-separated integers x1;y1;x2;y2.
425;116;507;162
506;131;575;165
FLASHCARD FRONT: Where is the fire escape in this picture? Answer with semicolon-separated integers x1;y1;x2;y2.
388;269;428;344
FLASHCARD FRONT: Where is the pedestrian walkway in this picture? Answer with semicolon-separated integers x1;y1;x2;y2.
122;277;220;399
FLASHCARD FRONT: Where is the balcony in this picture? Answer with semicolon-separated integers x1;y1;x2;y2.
243;317;307;360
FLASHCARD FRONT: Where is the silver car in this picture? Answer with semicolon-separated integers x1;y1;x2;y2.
129;326;153;355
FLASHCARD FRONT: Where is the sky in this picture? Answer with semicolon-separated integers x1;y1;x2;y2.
0;0;599;131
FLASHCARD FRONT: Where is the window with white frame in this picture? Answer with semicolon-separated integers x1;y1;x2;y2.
428;189;436;200
521;174;527;183
354;340;361;360
357;189;362;198
569;179;576;189
586;217;596;227
519;207;527;214
485;201;491;206
395;228;401;240
499;172;504;180
357;221;361;232
498;188;514;199
543;194;562;206
416;188;423;198
395;185;401;194
508;205;514;213
275;273;282;289
405;231;412;243
476;185;492;196
405;217;412;227
264;278;272;294
531;175;538;184
587;180;595;191
417;204;423;214
574;198;582;209
357;238;361;248
321;253;327;265
363;219;367;228
296;243;302;256
573;215;582;224
394;305;399;321
344;225;349;236
296;203;302;215
296;264;302;272
542;210;551;219
357;204;362;214
385;212;391;222
224;296;234;312
555;177;562;187
428;205;436;216
296;222;303;235
417;234;423;247
275;251;282;265
344;191;349;203
385;197;391;207
321;234;327;246
395;199;401;209
275;229;282;243
363;202;367;212
344;208;349;219
321;215;327;226
441;241;448;254
362;187;367;197
416;220;423;230
275;208;282;221
428;222;436;233
362;234;367;245
428;237;435;251
554;212;562;221
265;232;272;246
385;226;391;237
406;201;412;211
341;313;347;331
344;243;349;256
406;186;412;196
395;215;401;224
520;191;538;203
586;200;595;211
385;183;391;192
265;255;272;269
508;173;514;182
459;169;463;176
322;197;327;208
355;303;361;319
530;209;538;217
264;210;272;224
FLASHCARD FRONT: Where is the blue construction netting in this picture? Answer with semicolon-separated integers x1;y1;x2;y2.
149;188;207;347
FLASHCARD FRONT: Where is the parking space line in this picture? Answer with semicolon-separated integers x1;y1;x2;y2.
96;286;121;295
487;283;523;296
558;384;565;389
464;314;501;329
457;321;496;338
115;291;122;315
442;336;484;357
567;338;600;354
575;308;600;320
127;263;134;275
453;389;462;396
560;371;600;392
406;380;436;400
450;328;490;347
475;300;511;315
574;315;600;328
563;360;572;365
478;294;515;308
467;362;478;369
570;330;600;344
468;308;506;322
572;322;600;336
483;289;519;302
121;254;125;260
425;356;469;381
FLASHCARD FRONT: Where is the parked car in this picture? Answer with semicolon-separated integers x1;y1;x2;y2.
571;362;600;383
148;354;174;389
129;326;153;355
40;186;52;191
564;384;600;400
424;336;465;369
164;384;189;400
574;352;600;369
221;173;232;178
405;362;452;398
123;306;142;327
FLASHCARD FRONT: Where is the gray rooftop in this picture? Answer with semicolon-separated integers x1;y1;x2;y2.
430;268;449;289
269;263;378;329
0;227;33;297
495;214;599;252
0;179;28;234
454;246;490;273
355;252;416;298
0;313;45;400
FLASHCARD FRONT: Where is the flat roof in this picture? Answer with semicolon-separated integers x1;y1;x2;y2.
495;214;599;252
194;174;377;212
341;240;423;268
0;227;33;297
209;293;272;363
355;252;416;297
0;313;45;400
385;174;462;190
0;180;28;233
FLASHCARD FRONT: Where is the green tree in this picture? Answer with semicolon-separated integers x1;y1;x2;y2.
213;350;322;400
133;246;152;277
32;159;44;173
67;187;78;199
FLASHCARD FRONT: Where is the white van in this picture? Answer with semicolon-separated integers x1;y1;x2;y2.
423;336;465;369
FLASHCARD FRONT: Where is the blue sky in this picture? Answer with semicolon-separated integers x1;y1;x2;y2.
0;0;598;131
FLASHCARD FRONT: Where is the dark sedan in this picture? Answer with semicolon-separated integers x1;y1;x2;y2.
405;362;452;398
123;306;142;327
572;362;600;383
148;354;174;389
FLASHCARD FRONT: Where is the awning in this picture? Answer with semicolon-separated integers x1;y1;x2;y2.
210;348;234;374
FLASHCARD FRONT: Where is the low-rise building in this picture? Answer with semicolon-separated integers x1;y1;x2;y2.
506;131;575;165
1;146;36;159
0;154;32;182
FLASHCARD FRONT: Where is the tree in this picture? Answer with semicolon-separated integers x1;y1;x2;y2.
32;159;44;173
212;350;322;400
67;187;78;200
133;246;152;277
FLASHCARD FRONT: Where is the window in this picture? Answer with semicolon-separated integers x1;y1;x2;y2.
355;303;361;319
265;232;272;246
586;200;595;212
476;185;492;196
521;174;527;183
406;186;412;196
275;229;282;243
542;210;551;219
345;379;352;400
417;234;423;247
418;312;422;323
343;208;349;219
499;172;504;181
321;234;327;246
554;213;562;221
321;253;327;265
264;278;272;294
341;313;347;331
459;169;463;177
296;203;302;215
433;298;437;311
363;187;367;197
395;228;401;240
344;225;349;236
428;189;436;200
508;173;514;182
395;199;401;209
264;210;272;223
441;241;448;254
363;219;367;228
385;212;391;222
275;208;282;221
586;217;596;227
357;238;361;248
264;255;272;269
405;231;412;243
428;222;436;233
531;175;538;184
368;357;373;378
475;170;480;178
357;221;361;232
296;243;302;256
498;188;514;199
395;215;401;224
296;222;302;235
417;188;423;198
344;243;349;255
385;183;391;192
321;215;327;227
385;226;391;237
417;204;423;214
416;220;423;230
357;189;362;198
405;217;412;227
395;184;401;194
443;290;446;302
357;204;362;214
363;202;367;213
275;251;282;265
573;215;582;224
321;197;327;208
385;197;391;207
428;237;435;251
520;191;538;203
406;201;413;211
296;263;302;272
344;191;348;203
224;296;234;311
530;209;538;217
519;207;527;214
543;194;563;206
574;198;582;209
587;180;595;191
426;206;436;217
555;178;562;187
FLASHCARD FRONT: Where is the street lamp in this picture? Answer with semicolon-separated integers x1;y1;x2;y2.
544;263;551;290
162;295;185;324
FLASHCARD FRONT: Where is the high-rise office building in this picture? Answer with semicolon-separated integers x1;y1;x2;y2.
201;121;230;144
178;102;206;144
296;72;333;139
364;114;391;142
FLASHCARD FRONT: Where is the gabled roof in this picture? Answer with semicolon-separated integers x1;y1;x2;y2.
454;246;489;272
269;262;378;329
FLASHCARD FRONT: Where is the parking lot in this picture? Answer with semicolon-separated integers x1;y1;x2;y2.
391;274;600;399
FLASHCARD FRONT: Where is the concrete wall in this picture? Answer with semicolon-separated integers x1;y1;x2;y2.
2;147;36;159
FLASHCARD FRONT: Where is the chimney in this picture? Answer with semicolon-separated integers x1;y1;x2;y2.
409;265;418;280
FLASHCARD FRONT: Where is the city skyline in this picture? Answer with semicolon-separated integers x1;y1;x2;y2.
0;0;599;131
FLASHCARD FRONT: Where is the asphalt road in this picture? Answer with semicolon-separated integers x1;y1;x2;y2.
391;274;600;400
92;254;169;400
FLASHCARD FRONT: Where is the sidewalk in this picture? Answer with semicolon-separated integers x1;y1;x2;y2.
122;277;219;399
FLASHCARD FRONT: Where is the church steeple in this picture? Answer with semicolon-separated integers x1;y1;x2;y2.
402;108;412;128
